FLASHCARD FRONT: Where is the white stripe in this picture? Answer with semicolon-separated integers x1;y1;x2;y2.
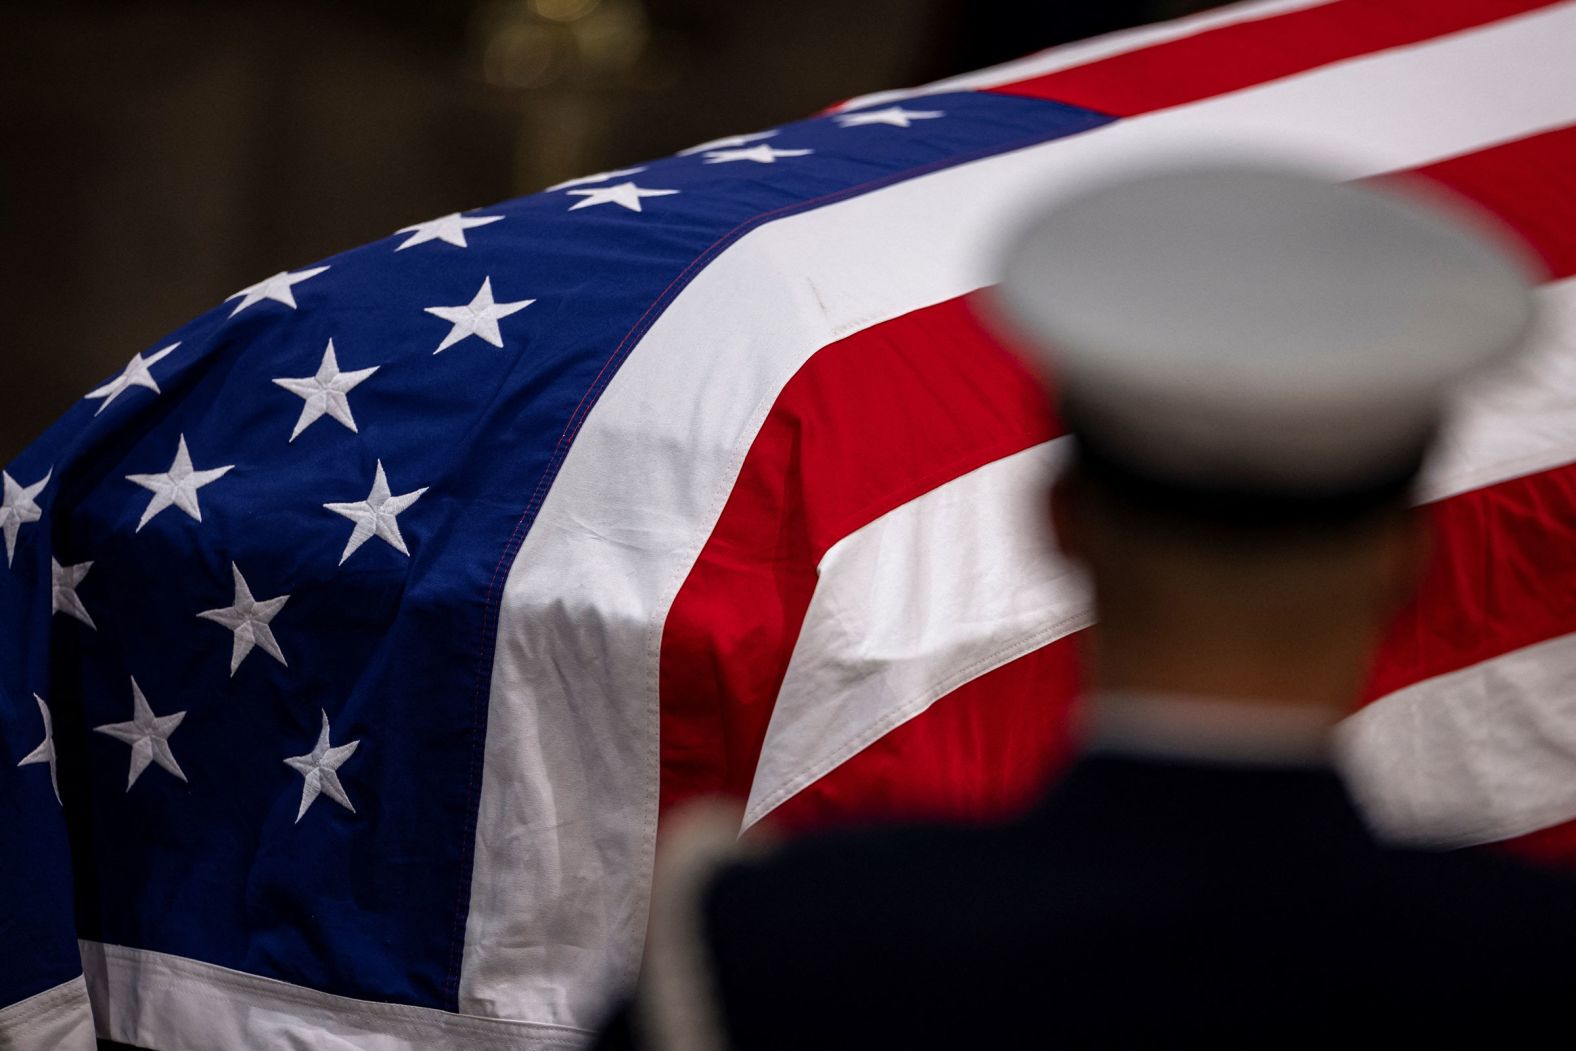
78;942;585;1051
0;975;93;1051
746;276;1576;828
463;10;1576;1024
1338;632;1576;847
744;441;1082;826
834;0;1335;112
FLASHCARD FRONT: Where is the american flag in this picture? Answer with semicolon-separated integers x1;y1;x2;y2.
4;0;1576;1046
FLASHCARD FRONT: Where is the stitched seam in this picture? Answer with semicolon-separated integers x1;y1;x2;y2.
0;975;86;1031
88;942;587;1045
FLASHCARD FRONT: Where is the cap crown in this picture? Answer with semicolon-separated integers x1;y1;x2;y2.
990;165;1539;488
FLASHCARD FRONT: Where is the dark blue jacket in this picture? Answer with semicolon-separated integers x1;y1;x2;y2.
594;754;1576;1047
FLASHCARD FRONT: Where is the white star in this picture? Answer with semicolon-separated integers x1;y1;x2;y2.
285;710;360;822
17;695;61;805
565;182;680;213
393;211;505;251
225;266;331;317
423;277;534;354
126;435;234;531
51;558;95;629
833;105;945;128
547;166;647;191
678;130;777;155
324;460;428;565
198;563;289;675
272;340;378;441
85;343;179;415
0;468;49;567
94;678;187;791
702;145;813;165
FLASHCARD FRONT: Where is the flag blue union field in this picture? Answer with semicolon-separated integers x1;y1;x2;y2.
5;0;1576;1046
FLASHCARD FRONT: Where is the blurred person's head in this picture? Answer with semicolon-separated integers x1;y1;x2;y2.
989;163;1540;712
1046;433;1428;708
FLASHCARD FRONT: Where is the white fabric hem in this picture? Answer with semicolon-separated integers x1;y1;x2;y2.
0;974;95;1051
79;941;589;1051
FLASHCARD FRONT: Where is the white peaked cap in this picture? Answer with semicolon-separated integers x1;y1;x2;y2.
988;164;1541;494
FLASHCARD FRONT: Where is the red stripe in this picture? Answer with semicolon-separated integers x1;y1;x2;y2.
986;0;1562;116
1364;464;1576;702
657;299;1057;812
660;123;1576;826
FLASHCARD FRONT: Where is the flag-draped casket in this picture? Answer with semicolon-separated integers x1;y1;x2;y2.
4;0;1576;1046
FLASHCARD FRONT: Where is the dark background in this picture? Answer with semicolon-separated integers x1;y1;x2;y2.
1;0;1221;463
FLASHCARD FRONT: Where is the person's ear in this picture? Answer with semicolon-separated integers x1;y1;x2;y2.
1048;467;1084;564
1380;507;1433;614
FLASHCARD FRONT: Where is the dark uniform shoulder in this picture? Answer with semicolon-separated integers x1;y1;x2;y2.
707;815;1031;958
690;776;1576;1049
698;814;1095;1049
1366;837;1576;954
